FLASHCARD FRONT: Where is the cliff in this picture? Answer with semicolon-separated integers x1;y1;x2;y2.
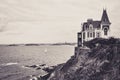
48;38;120;80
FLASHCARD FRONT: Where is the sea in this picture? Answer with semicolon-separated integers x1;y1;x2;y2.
0;45;74;80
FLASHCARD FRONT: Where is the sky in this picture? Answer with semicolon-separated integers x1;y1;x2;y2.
0;0;120;44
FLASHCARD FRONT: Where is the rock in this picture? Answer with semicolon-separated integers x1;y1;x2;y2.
29;65;38;68
40;64;46;66
25;65;39;69
42;66;56;73
29;75;38;80
48;38;120;80
36;67;41;70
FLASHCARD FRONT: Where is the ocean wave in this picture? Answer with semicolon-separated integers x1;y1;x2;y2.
1;62;18;66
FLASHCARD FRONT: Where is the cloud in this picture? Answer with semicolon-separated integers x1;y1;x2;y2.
0;0;119;44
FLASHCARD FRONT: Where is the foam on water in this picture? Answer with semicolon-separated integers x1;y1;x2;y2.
1;62;18;66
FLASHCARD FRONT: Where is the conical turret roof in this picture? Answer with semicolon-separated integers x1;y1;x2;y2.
101;9;111;24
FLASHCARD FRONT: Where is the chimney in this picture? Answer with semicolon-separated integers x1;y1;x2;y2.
87;19;93;23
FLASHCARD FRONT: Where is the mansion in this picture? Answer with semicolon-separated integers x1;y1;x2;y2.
77;9;111;46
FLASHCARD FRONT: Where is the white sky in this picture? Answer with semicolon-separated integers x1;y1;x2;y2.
0;0;120;44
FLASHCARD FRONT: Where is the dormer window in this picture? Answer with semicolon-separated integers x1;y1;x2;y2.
105;19;106;22
89;24;93;30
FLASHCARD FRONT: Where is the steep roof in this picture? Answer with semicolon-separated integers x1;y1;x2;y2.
101;9;111;24
91;21;101;28
82;20;101;31
82;9;111;31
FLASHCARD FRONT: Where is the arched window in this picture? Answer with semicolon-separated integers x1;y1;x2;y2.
104;28;108;35
86;25;87;30
89;24;93;30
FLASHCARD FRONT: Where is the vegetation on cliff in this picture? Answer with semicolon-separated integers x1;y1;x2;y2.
48;38;120;80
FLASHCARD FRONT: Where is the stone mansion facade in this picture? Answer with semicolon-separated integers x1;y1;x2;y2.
77;9;111;46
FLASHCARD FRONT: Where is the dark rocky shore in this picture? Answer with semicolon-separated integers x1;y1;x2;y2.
24;64;57;80
45;38;120;80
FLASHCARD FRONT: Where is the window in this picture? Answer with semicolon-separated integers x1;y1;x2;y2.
89;24;93;30
87;32;89;38
79;35;81;38
78;41;81;46
90;33;92;37
83;32;85;39
78;34;81;38
104;28;108;35
96;32;100;38
93;32;95;37
86;26;87;30
105;19;107;22
84;25;87;31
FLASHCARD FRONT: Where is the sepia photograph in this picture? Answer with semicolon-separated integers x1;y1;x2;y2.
0;0;120;80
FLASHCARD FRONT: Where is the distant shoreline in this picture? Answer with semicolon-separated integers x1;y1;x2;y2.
0;43;77;46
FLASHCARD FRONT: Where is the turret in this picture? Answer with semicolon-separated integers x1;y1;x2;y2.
101;9;111;37
101;9;111;25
